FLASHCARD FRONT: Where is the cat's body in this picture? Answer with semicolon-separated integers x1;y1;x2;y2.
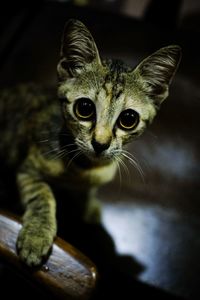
0;84;115;186
0;19;181;266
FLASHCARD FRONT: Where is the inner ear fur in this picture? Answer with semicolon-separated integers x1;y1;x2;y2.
57;19;101;79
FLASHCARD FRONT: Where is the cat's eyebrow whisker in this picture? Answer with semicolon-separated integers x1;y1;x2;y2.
91;70;99;91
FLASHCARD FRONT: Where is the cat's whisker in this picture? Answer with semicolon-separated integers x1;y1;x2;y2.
65;148;81;156
46;144;79;161
121;151;145;182
122;149;143;167
146;130;158;139
38;139;50;143
38;129;72;144
41;143;69;158
59;143;77;149
122;150;144;175
40;137;79;160
76;139;90;152
50;150;67;160
53;149;73;160
114;153;131;185
43;148;65;160
38;138;57;144
115;157;122;188
118;156;130;181
66;150;82;169
42;147;60;158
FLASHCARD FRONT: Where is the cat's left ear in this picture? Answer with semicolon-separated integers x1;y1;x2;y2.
133;45;182;107
57;19;102;79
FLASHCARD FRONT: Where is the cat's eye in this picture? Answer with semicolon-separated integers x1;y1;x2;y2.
117;109;139;130
74;98;95;121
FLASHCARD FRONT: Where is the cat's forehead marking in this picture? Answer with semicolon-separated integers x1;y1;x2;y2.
102;59;127;101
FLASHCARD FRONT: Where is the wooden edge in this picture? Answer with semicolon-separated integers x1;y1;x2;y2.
0;211;98;300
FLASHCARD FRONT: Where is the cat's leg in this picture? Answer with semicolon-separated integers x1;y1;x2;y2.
16;161;57;267
81;188;102;224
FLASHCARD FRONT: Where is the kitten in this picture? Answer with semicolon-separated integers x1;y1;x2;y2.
0;19;181;266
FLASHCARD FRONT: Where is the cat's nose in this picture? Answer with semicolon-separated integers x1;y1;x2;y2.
92;138;110;154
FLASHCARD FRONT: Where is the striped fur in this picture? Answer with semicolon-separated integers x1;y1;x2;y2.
0;19;181;266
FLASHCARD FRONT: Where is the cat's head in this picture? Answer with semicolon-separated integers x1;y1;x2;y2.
57;19;181;165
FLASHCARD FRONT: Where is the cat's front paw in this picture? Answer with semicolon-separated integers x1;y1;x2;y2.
17;224;54;267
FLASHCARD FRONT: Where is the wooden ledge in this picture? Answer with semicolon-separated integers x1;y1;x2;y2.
0;211;97;299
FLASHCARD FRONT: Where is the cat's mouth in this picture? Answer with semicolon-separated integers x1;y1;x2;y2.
59;129;114;168
67;148;112;169
60;143;112;169
74;146;114;168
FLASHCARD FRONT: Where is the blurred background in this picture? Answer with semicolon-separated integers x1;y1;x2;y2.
0;1;200;299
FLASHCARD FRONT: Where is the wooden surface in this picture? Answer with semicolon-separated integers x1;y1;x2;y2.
0;212;97;300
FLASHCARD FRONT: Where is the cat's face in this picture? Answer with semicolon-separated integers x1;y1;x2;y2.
57;19;181;164
58;64;157;163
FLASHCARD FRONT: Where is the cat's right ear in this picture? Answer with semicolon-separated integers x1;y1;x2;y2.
57;19;101;80
133;45;182;108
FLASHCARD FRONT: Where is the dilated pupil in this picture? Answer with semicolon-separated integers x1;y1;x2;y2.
122;112;134;126
78;101;93;116
75;98;95;119
119;109;139;129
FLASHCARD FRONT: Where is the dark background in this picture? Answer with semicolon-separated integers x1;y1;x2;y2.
0;1;200;299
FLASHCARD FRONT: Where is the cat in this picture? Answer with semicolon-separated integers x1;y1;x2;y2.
0;19;181;267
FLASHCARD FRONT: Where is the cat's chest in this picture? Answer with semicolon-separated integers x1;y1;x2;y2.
40;157;117;190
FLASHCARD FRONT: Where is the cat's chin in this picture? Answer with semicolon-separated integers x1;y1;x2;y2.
85;151;113;166
71;151;114;169
89;155;113;165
